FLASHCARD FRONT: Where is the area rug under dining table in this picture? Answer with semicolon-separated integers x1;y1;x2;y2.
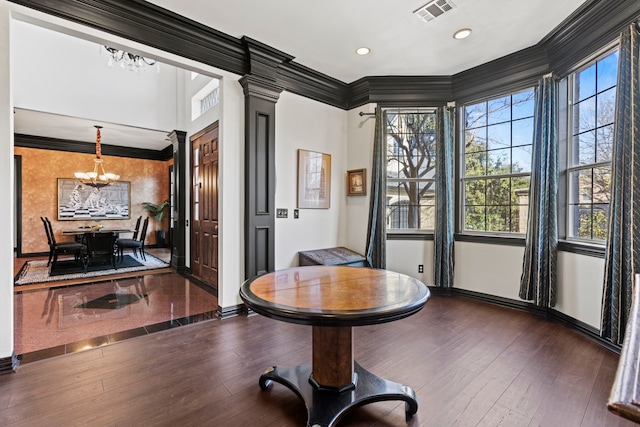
14;253;171;287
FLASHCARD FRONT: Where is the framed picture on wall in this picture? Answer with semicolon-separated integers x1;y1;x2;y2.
347;168;366;196
297;149;331;209
57;179;131;220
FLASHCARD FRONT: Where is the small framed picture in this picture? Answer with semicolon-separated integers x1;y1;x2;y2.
347;168;366;196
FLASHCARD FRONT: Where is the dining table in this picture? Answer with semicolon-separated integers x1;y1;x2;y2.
239;265;430;427
62;227;133;236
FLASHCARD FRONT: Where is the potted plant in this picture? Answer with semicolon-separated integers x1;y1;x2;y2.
141;200;170;247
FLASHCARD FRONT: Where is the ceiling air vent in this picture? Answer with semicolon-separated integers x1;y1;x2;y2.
413;0;456;22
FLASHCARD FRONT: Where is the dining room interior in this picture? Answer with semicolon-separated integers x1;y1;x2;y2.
3;0;640;425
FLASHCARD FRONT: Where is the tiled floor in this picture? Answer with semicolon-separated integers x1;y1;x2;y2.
13;249;218;364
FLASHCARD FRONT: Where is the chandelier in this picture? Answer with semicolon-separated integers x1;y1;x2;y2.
74;126;120;188
104;46;157;72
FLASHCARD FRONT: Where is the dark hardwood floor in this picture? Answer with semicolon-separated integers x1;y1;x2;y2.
0;295;631;426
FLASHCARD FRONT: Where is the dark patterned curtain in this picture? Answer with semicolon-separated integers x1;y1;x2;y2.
365;108;387;268
602;23;640;345
519;75;558;308
434;106;455;287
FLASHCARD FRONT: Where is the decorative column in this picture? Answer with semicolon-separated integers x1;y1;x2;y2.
240;37;293;279
168;130;187;271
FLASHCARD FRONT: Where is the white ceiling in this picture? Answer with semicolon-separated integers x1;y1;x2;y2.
13;109;171;150
148;0;589;83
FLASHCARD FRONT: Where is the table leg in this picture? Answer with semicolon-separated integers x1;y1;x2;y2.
311;326;354;391
259;362;418;427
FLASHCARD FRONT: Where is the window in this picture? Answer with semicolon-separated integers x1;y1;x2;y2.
385;109;437;231
567;48;618;241
461;89;535;233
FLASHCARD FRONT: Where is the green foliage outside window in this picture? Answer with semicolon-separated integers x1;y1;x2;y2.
462;89;534;233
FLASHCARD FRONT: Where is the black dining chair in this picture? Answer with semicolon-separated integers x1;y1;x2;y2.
83;232;118;273
116;216;149;262
41;217;84;270
130;215;143;240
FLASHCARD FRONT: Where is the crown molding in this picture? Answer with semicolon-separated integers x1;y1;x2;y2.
8;0;640;110
9;0;248;76
541;0;639;77
15;133;173;161
452;45;549;104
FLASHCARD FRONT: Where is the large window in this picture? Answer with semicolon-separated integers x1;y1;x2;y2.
385;109;437;231
461;89;535;233
567;48;618;241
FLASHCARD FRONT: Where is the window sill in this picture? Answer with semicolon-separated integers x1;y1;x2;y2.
454;233;525;247
558;240;605;258
386;231;434;241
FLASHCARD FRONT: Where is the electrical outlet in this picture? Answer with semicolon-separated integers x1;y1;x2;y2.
276;208;288;218
418;264;424;273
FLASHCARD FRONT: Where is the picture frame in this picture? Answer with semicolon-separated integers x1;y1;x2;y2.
297;149;331;209
347;168;366;196
57;178;131;220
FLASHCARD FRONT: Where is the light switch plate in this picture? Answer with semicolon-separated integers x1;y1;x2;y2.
276;208;288;218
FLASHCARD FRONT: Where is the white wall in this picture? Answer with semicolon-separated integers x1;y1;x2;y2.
387;240;434;285
454;242;525;300
345;105;375;255
216;73;244;309
11;19;178;132
556;251;604;329
274;91;348;268
0;2;14;359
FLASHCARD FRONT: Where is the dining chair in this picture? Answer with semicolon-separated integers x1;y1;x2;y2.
116;216;149;262
130;215;143;240
83;232;118;272
41;217;84;270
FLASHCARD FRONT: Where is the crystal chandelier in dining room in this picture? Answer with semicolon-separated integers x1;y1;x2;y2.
74;126;120;188
104;46;158;73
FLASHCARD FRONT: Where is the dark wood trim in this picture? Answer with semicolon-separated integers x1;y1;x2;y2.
15;134;173;161
241;36;294;81
277;61;349;109
558;240;606;258
216;304;245;319
386;232;434;241
429;286;621;354
8;0;640;110
168;130;187;271
348;76;454;109
14;155;22;257
8;0;247;77
0;353;19;375
454;233;526;247
452;45;549;104
241;77;279;279
541;0;639;78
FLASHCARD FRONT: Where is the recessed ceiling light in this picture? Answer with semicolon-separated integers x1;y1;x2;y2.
453;28;472;40
355;47;370;56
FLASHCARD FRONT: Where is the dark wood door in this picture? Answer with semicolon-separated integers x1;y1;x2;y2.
191;122;219;287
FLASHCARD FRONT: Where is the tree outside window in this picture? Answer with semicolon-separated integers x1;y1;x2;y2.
462;89;535;233
568;48;618;241
385;110;437;231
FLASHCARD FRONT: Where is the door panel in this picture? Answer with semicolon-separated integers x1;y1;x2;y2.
191;122;219;287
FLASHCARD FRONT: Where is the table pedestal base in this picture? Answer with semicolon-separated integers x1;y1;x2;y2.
258;362;418;427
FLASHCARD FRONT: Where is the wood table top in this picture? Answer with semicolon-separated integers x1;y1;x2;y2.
240;266;429;327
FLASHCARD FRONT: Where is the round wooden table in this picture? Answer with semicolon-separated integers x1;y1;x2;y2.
240;265;430;427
